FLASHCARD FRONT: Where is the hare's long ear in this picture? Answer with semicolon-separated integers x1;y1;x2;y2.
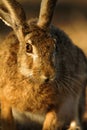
37;0;57;29
0;0;27;43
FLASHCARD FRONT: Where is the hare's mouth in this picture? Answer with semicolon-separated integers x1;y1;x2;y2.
23;74;55;86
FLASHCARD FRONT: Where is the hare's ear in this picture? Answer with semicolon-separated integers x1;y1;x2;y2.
0;0;27;43
37;0;57;29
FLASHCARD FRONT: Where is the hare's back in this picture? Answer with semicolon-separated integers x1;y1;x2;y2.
51;26;87;76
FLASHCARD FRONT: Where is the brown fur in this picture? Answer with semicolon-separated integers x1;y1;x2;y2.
0;0;87;130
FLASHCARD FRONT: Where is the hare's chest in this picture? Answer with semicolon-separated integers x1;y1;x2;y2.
4;82;57;113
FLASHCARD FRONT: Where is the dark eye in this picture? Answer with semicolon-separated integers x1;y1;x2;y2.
26;43;33;53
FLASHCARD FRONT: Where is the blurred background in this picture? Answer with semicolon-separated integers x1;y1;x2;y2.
0;0;87;55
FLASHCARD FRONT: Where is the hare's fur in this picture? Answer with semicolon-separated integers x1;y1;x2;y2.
0;0;87;130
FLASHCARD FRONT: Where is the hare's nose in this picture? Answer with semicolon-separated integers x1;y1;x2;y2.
45;76;55;83
42;74;55;83
44;77;50;83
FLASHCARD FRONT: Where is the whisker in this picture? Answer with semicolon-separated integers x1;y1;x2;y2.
54;71;83;96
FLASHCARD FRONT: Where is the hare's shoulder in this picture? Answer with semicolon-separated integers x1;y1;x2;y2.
50;26;87;75
50;26;86;59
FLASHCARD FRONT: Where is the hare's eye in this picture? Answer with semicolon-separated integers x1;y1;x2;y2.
26;43;33;53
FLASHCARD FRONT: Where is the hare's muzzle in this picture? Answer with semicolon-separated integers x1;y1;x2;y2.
41;74;55;83
40;66;56;83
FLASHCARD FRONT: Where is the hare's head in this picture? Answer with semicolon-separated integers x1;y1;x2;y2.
0;0;57;84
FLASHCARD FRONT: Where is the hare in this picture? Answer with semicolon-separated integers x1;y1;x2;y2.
0;0;87;130
79;87;87;130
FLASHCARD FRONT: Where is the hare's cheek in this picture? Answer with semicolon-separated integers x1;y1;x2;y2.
18;55;33;77
19;67;33;77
